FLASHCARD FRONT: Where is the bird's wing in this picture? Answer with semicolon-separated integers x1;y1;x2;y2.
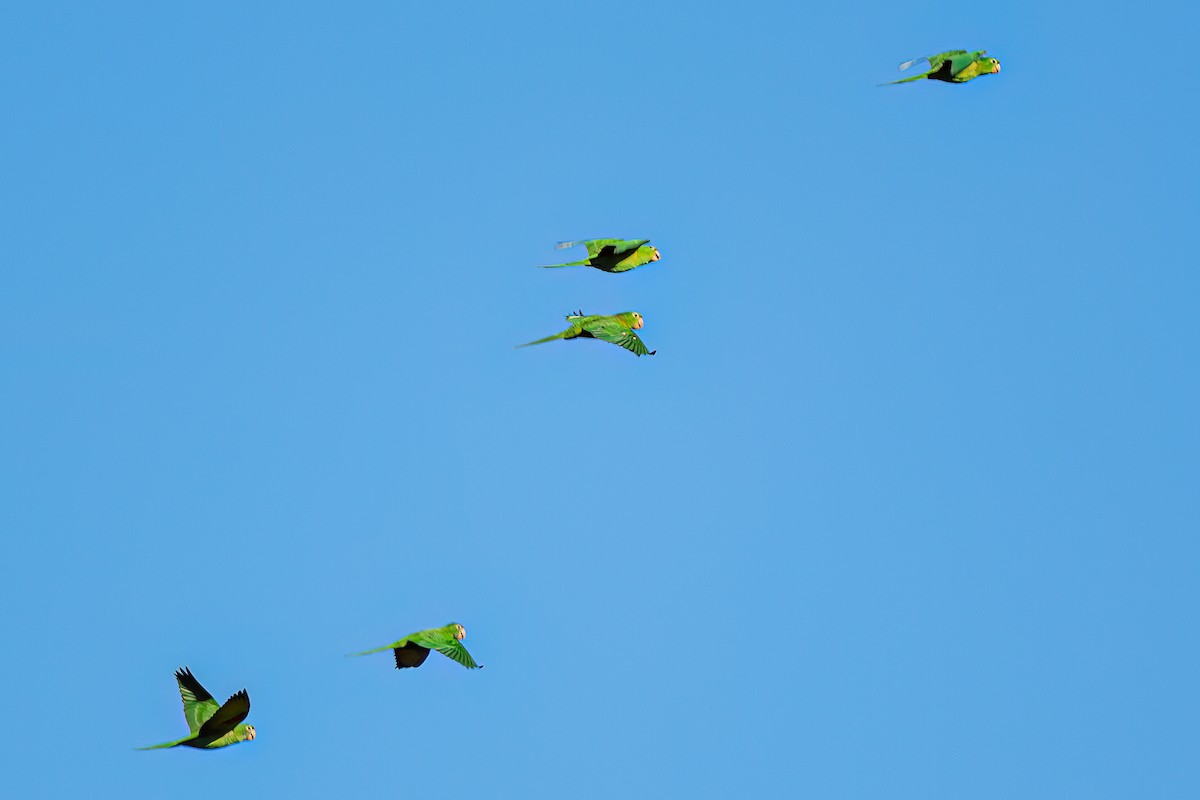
897;50;966;72
393;642;432;668
174;668;220;734
897;55;931;71
596;239;650;258
947;52;981;76
929;49;968;64
587;320;655;356
434;640;482;669
196;690;250;740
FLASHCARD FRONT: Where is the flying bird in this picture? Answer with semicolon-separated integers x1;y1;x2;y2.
882;50;1001;85
517;310;656;357
540;239;661;273
349;623;482;670
138;668;256;750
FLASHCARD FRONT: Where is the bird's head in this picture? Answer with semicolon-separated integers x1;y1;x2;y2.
452;623;466;640
629;312;645;330
649;247;661;262
243;724;256;741
987;57;1001;74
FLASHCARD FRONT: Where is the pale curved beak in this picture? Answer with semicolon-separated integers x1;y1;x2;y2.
634;318;644;330
247;728;256;741
993;64;1001;73
651;250;661;261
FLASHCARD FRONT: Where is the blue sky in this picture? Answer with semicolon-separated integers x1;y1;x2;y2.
2;1;1197;796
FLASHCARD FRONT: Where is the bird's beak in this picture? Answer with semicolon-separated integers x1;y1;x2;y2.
634;318;644;330
993;64;1001;73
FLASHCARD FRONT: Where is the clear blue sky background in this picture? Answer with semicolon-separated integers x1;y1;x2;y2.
2;1;1197;796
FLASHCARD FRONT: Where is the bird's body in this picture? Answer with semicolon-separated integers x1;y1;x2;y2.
142;726;254;750
518;310;656;357
349;623;481;670
139;668;255;750
540;239;661;273
883;50;1001;85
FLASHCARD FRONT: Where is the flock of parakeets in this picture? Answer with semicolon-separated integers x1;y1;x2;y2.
141;625;478;749
515;50;1002;359
521;238;662;357
140;47;1000;750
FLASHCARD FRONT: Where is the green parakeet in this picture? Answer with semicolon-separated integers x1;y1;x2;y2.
517;310;656;357
540;239;661;273
138;668;256;750
349;622;482;670
882;50;1001;84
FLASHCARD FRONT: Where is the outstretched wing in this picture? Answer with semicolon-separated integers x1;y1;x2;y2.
595;239;650;258
393;641;432;669
434;640;482;669
174;668;220;734
586;319;655;357
898;50;966;71
927;50;968;70
196;690;250;740
897;56;930;71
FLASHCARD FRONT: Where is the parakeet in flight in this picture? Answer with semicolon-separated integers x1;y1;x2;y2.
517;310;656;357
540;239;661;273
138;668;256;750
349;623;482;670
881;50;1001;84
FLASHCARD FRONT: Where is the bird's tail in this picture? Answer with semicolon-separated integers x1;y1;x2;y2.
515;329;572;348
136;737;188;750
538;260;590;268
346;645;393;657
879;73;928;86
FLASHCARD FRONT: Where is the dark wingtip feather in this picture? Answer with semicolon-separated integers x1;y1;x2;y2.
174;666;209;694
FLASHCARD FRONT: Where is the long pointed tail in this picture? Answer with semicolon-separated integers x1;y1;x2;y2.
538;259;590;269
136;737;188;750
879;56;932;85
516;329;572;348
346;645;392;657
879;73;928;86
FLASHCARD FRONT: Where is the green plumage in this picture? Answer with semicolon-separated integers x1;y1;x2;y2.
138;668;256;750
349;622;482;670
540;238;662;273
882;50;1001;85
517;310;656;357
